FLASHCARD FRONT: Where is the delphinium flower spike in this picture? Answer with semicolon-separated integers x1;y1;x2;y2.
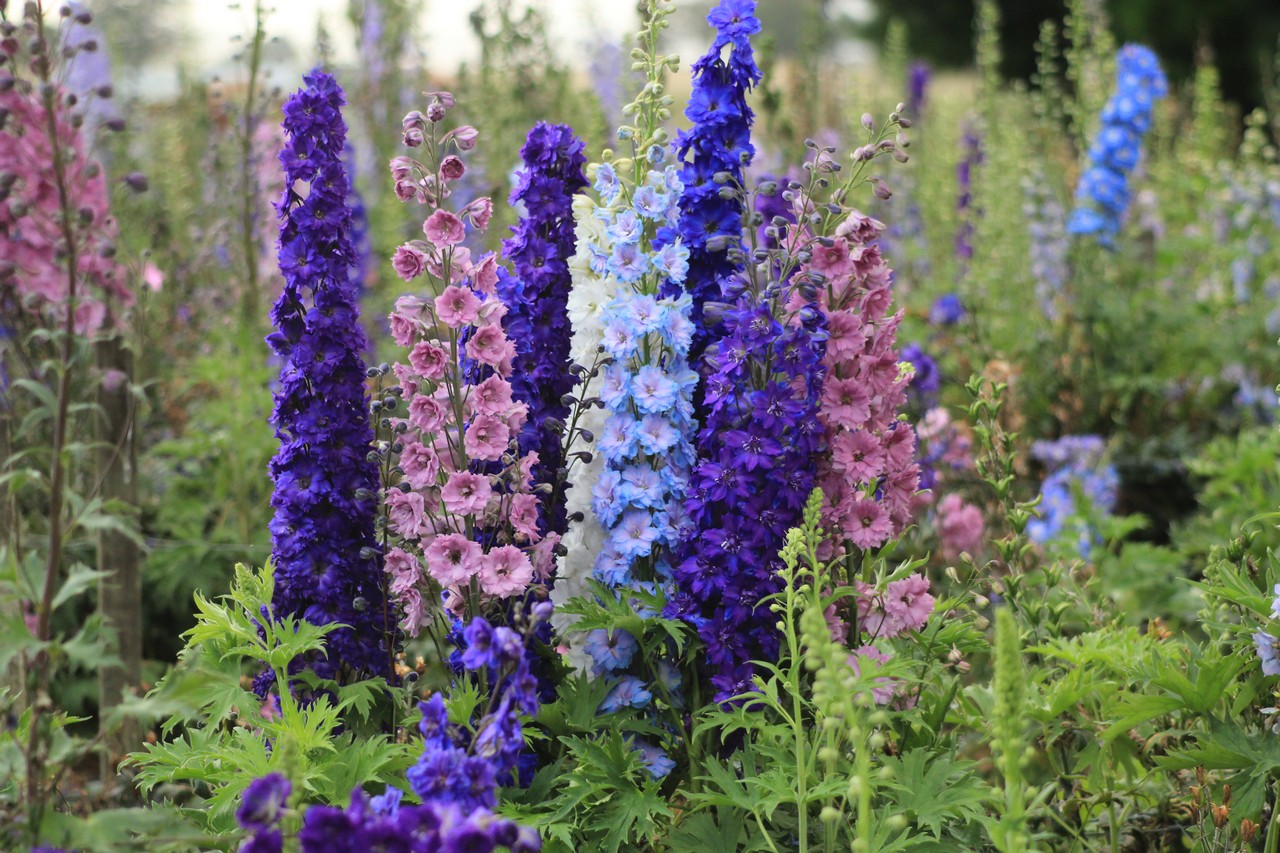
498;123;589;539
668;178;827;702
381;92;553;643
558;0;696;777
1066;45;1168;246
266;69;394;683
663;0;762;367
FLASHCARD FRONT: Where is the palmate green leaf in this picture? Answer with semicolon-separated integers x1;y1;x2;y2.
662;807;750;853
263;617;334;670
0;610;46;671
595;779;672;851
1101;693;1185;743
184;590;261;652
1156;721;1280;821
315;734;412;805
537;672;615;734
60;612;122;672
51;566;111;611
45;805;228;852
882;749;988;839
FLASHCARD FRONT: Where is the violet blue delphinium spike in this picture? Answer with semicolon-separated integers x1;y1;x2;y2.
664;0;763;367
63;3;120;135
498;123;589;538
266;69;394;684
669;272;827;702
1067;45;1167;246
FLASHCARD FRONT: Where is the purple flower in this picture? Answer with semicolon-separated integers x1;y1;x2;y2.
266;69;394;684
929;293;964;326
661;0;763;366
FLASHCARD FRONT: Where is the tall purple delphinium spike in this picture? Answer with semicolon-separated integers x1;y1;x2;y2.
498;122;589;538
664;0;762;366
906;60;931;121
266;69;393;683
954;120;983;265
670;272;826;702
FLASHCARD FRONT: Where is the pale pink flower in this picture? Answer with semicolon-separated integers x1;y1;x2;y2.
389;156;414;182
516;451;539;491
393;362;421;399
440;155;466;181
509;493;540;541
408;394;447;433
385;547;423;595
386;489;428;538
425;533;483;586
530;532;559;581
408;340;449;380
393;244;428;281
478;545;534;598
824;603;849;644
825;310;868;360
830;430;884;485
449;124;479;150
441;470;492;516
472;253;499;294
845;498;892;550
399;440;441;489
428;245;473;283
810;240;853;279
882;574;933;635
142;263;165;292
464;323;516;368
389;311;420;348
463;196;493;230
400;588;428;636
463;414;510;461
423;209;466;247
821;376;871;429
468;375;514;417
937;493;984;561
434;285;481;328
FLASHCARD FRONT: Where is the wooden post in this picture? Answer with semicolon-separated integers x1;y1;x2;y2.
95;335;141;780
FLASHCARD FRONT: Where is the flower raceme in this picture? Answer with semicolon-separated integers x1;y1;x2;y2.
382;93;554;639
497;123;589;541
1067;44;1168;246
266;69;393;683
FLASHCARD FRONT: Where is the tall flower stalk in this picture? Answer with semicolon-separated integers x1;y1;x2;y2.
498;122;589;539
664;0;762;368
266;69;393;683
1066;44;1167;246
558;0;695;777
382;93;553;646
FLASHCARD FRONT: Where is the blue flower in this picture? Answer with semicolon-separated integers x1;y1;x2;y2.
631;365;679;413
1068;44;1166;246
929;293;965;326
600;676;653;713
594;162;621;202
583;628;639;672
632;739;677;779
652;242;690;285
633;184;671;221
607;241;649;283
607;208;644;244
